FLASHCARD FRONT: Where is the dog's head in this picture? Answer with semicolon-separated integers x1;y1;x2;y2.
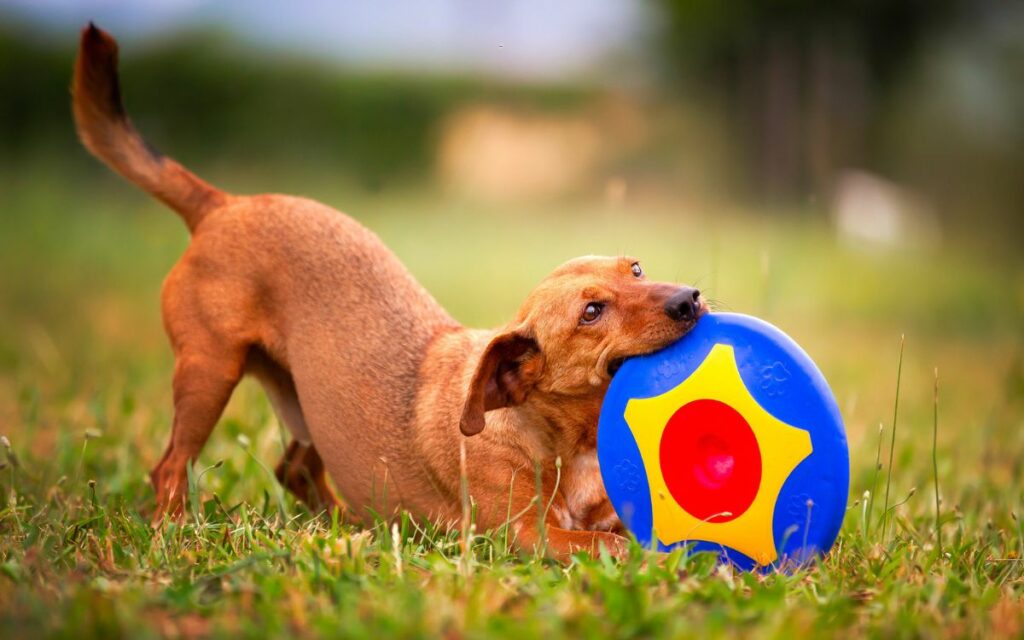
460;255;706;435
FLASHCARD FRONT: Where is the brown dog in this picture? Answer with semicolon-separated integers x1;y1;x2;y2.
72;24;705;560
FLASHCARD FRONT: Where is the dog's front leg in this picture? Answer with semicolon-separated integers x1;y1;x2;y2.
480;460;630;562
512;517;630;562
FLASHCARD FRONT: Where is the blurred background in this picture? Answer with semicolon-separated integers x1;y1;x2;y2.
0;1;1021;508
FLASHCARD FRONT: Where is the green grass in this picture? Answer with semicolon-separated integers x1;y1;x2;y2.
1;161;1023;638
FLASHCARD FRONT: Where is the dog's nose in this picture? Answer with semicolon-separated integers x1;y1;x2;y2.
664;287;701;322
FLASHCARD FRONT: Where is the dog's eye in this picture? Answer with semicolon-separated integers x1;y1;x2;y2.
580;302;604;324
631;262;643;278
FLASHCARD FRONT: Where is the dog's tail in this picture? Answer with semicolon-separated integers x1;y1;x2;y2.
72;23;226;232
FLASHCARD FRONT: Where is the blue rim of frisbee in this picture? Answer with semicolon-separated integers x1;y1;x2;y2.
597;312;849;570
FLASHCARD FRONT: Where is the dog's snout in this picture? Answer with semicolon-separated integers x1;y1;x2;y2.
664;287;701;322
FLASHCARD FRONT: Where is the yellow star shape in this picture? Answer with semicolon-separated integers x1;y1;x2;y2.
624;344;812;564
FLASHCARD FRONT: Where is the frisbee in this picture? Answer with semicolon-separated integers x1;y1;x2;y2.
597;312;849;569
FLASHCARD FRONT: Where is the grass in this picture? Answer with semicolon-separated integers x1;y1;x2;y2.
881;334;905;542
1;159;1023;638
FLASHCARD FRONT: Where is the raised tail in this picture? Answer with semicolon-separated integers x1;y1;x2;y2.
72;23;226;232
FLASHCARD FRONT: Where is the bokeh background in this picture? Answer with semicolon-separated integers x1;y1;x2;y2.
1;1;1022;511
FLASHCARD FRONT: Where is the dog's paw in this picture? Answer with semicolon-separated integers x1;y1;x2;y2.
589;531;631;561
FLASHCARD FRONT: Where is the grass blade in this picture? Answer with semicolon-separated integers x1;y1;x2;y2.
933;367;942;560
882;334;906;541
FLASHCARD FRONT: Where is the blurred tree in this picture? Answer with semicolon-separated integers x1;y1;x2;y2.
652;0;966;204
0;25;594;191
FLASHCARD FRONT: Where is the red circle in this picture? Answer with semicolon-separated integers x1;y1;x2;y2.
659;399;762;523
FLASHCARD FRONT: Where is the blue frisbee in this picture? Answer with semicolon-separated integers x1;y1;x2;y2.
597;312;849;569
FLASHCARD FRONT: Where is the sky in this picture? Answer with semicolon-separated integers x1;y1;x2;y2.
1;0;652;79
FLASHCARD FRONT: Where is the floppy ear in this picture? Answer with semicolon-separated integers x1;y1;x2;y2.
460;330;543;436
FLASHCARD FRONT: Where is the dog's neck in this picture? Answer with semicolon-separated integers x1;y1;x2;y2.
507;390;605;459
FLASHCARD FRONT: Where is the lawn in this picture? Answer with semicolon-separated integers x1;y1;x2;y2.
1;160;1022;638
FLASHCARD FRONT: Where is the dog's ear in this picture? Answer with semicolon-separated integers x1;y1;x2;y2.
460;330;543;436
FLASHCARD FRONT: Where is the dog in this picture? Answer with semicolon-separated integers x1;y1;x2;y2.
72;24;705;560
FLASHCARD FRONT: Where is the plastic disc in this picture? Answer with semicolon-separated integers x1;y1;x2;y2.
597;313;849;570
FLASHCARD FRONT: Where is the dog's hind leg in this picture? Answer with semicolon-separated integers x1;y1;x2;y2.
150;256;259;524
150;342;246;523
247;351;342;515
274;441;342;515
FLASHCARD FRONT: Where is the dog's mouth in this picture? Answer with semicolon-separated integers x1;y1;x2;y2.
606;309;709;380
607;357;626;378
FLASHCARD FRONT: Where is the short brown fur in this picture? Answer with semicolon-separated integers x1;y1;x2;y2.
72;25;705;561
